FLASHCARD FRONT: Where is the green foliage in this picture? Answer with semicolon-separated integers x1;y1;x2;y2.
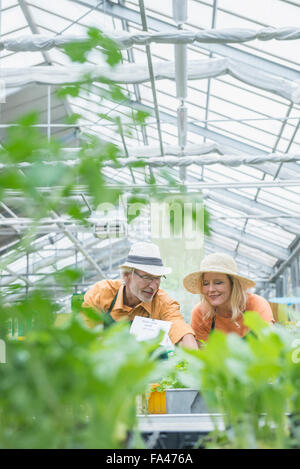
0;300;163;449
54;268;84;291
62;27;122;66
1;113;59;164
64;113;81;124
0;25;213;450
57;84;81;99
126;193;149;223
0;290;57;334
0;27;211;245
155;359;189;392
58;27;127;107
243;310;270;337
132;110;150;126
176;313;300;448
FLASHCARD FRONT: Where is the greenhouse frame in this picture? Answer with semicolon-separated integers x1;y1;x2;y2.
0;0;300;451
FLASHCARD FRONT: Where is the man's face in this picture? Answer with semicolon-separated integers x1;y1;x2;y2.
125;269;161;303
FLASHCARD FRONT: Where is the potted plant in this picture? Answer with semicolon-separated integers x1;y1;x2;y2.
147;359;207;414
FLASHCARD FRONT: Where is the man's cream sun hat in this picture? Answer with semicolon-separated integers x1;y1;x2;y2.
120;242;171;277
183;252;256;294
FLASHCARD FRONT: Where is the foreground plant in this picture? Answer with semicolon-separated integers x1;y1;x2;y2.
176;312;300;449
0;294;164;449
0;26;211;450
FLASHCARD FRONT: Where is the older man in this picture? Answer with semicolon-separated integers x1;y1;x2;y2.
82;241;198;349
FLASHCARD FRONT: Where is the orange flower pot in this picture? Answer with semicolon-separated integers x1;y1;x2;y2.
147;383;166;414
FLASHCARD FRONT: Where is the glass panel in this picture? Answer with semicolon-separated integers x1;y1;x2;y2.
1;5;27;34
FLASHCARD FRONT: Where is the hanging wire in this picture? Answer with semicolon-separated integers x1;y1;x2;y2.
57;0;105;36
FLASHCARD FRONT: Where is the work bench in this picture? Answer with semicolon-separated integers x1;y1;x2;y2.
137;413;225;449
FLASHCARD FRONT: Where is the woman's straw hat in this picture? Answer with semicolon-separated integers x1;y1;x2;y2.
183;252;256;294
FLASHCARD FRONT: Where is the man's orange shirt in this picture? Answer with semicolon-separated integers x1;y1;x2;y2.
82;279;195;345
191;293;275;343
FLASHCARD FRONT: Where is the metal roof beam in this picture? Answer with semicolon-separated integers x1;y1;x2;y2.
50;211;107;278
206;189;300;235
205;239;273;274
73;0;300;81
1;237;129;286
122;99;300;176
268;240;300;283
210;220;289;260
18;0;51;64
84;82;300;178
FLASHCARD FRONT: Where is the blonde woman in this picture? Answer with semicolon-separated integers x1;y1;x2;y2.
183;253;274;343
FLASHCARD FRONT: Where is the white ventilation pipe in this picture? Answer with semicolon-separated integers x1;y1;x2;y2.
172;0;188;25
174;43;187;99
177;104;187;149
173;0;188;181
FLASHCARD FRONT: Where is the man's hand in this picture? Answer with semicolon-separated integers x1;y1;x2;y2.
178;333;199;350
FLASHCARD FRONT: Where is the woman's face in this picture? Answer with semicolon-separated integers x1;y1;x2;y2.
202;273;232;309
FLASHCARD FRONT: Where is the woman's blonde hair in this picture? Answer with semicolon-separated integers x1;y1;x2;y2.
199;273;247;321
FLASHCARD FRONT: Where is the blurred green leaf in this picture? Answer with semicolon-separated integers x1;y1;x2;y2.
62;27;122;67
126;195;148;223
66;203;90;222
176;317;300;448
57;84;81;98
0;301;162;449
132;110;150;126
0;20;216;451
25;163;67;187
244;311;269;337
109;84;128;102
64;113;81;124
54;268;83;289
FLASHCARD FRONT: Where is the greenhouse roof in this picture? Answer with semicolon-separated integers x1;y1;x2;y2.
0;0;300;299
